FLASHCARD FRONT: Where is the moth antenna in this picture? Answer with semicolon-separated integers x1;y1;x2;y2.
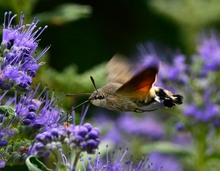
66;93;91;97
90;76;100;94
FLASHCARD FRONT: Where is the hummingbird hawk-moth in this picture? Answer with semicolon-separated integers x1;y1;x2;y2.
68;55;183;112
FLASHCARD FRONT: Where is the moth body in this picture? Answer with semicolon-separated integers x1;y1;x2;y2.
89;83;183;112
69;54;183;113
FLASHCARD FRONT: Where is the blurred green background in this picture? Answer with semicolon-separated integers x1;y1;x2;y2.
1;0;220;109
2;0;220;69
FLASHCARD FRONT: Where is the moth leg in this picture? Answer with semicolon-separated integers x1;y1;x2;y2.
134;108;158;113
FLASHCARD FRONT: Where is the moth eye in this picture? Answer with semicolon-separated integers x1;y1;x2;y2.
96;94;104;100
99;95;105;99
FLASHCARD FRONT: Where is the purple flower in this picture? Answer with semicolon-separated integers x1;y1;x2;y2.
15;87;63;131
148;152;182;171
31;127;67;157
157;54;188;88
0;98;17;157
172;132;193;146
31;123;100;156
183;104;198;117
80;147;151;171
67;123;100;154
137;44;188;90
175;122;184;131
30;123;100;170
0;159;5;169
91;113;124;145
103;127;123;145
0;11;49;90
0;139;8;147
183;88;219;122
0;84;67;167
118;114;164;140
2;12;47;56
213;117;220;128
183;102;219;122
197;32;220;73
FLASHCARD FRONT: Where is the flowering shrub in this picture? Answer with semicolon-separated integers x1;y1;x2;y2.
0;12;161;171
1;11;220;171
0;12;101;170
0;11;49;90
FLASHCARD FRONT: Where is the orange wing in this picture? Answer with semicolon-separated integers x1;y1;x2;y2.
116;66;158;99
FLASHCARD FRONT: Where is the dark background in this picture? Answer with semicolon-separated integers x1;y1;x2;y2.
2;0;220;72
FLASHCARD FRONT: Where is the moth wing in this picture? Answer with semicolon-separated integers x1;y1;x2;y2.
116;66;158;99
107;54;133;84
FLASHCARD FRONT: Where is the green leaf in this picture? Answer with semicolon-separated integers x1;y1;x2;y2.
36;3;92;24
207;153;220;161
141;141;192;157
0;106;16;116
25;156;53;171
149;0;220;26
57;164;70;171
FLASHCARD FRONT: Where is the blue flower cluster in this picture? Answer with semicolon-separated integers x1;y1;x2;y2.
31;123;100;156
0;11;49;90
29;123;100;170
0;12;63;169
183;102;219;122
0;105;15;148
197;32;220;73
67;123;100;154
80;147;152;171
31;127;66;158
148;152;182;171
118;114;164;140
0;87;64;167
15;87;62;131
137;44;188;89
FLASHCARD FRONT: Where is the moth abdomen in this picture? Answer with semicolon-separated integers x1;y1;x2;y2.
163;95;183;108
155;88;183;108
172;94;183;105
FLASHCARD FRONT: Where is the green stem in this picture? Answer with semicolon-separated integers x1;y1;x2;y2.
193;123;208;171
73;151;81;169
51;150;59;163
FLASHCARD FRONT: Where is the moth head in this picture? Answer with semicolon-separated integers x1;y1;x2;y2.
89;90;108;108
88;76;107;107
89;91;105;101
